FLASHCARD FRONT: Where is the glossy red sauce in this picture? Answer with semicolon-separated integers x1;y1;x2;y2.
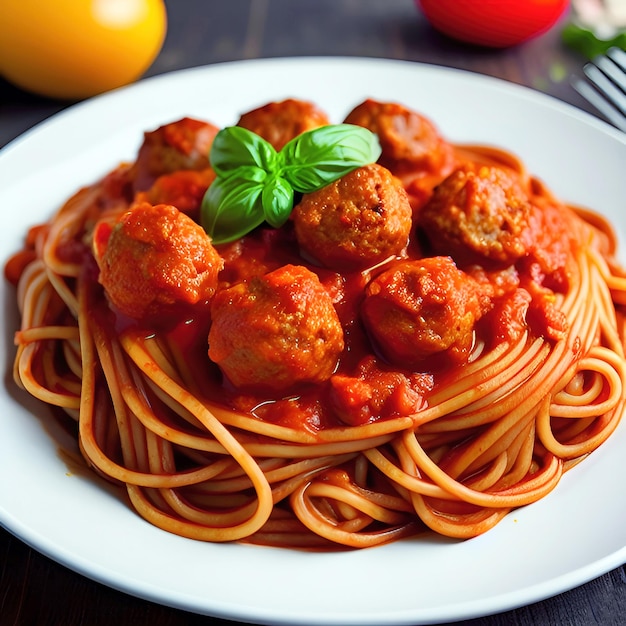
31;120;579;437
161;222;435;433
112;184;574;436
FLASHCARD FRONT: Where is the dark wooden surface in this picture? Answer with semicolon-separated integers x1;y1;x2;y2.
1;1;625;624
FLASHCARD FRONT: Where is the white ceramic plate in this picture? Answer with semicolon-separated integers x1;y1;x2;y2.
1;58;625;626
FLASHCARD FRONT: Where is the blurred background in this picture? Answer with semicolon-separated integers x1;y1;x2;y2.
1;0;624;149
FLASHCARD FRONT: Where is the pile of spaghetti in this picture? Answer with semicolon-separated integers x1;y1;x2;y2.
6;98;626;549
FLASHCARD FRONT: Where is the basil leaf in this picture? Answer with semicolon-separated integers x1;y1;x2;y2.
281;124;382;192
203;122;381;243
562;23;626;60
262;175;294;228
201;175;266;244
210;126;278;177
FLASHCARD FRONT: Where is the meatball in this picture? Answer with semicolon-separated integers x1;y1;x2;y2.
236;99;330;151
418;166;533;267
134;168;216;222
132;117;219;192
208;264;344;392
361;257;490;367
292;164;412;271
96;202;222;320
343;99;455;177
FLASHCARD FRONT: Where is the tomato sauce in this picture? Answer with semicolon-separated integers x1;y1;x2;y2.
54;110;579;435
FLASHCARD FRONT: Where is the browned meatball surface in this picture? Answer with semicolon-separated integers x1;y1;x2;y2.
237;99;330;151
418;166;534;267
96;202;222;320
361;257;490;367
292;164;412;271
208;264;344;392
343;99;455;177
133;168;216;222
132;117;219;192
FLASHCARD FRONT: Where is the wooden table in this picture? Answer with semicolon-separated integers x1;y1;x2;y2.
1;1;625;624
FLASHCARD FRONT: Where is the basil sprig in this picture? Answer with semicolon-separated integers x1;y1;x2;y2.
201;124;382;244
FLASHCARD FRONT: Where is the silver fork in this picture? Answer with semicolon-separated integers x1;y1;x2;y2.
572;47;626;132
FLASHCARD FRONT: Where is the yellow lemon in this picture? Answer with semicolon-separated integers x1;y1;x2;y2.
0;0;167;100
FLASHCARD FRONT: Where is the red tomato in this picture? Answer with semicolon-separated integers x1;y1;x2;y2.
416;0;570;48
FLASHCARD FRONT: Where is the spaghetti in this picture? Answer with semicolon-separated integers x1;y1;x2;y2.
6;99;626;549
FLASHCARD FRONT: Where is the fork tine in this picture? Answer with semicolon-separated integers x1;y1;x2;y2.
572;47;626;133
596;53;626;95
606;47;626;73
582;66;626;116
584;55;626;114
